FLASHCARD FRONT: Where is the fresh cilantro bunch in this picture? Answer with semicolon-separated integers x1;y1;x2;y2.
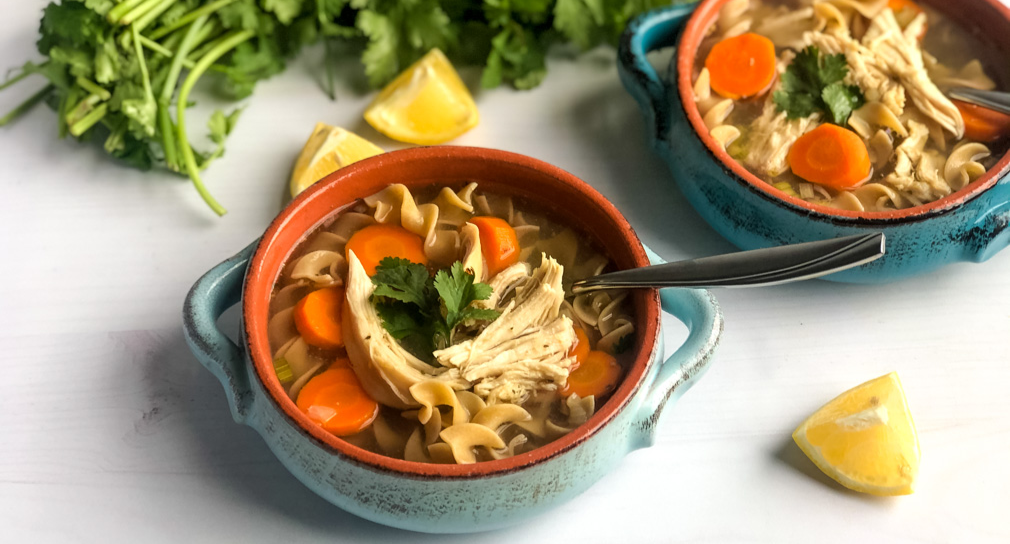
773;46;865;125
1;0;688;215
371;257;499;361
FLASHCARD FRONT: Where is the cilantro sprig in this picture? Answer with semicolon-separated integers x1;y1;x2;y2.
3;0;683;215
773;46;865;125
371;258;499;362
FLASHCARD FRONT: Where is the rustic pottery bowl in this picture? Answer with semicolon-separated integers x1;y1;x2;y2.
182;146;723;533
618;0;1010;283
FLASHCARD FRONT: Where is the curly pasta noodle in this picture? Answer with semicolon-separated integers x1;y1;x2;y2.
571;290;636;351
693;68;740;149
717;0;752;39
944;142;991;190
364;183;478;264
266;181;637;464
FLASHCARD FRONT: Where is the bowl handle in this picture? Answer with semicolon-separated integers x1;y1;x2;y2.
617;3;698;148
631;246;723;450
968;177;1010;262
183;242;257;425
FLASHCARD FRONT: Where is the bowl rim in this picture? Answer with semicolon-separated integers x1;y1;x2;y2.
242;146;662;479
676;0;1010;223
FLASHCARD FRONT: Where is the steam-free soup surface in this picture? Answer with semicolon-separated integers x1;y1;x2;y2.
266;183;637;464
693;0;1009;211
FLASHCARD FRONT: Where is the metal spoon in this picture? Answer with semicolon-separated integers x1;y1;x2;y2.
570;233;885;293
948;87;1010;116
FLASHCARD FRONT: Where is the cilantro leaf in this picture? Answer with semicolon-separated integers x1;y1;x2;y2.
822;83;865;125
357;10;400;87
38;2;106;55
554;0;605;49
375;301;425;340
375;301;437;361
372;257;434;310
774;46;865;125
433;262;496;331
372;259;499;359
262;0;307;25
458;306;503;324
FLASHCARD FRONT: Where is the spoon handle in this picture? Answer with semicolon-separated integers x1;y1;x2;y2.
571;233;885;293
948;87;1010;116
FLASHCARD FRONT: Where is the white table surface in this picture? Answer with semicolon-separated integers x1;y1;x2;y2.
2;2;1009;542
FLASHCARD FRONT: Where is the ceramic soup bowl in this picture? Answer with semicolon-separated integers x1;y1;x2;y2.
182;147;723;533
618;0;1010;283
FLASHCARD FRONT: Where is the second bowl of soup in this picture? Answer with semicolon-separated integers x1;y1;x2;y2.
618;0;1010;282
183;146;723;532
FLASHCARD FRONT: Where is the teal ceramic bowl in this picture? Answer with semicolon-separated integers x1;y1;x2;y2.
182;147;723;533
618;0;1010;283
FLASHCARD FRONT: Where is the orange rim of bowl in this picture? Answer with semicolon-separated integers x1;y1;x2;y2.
243;146;662;479
677;0;1010;223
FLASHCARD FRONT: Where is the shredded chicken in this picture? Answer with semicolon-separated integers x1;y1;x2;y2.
883;120;949;203
343;251;468;410
862;11;963;137
745;100;821;177
803;9;962;137
803;30;907;116
344;251;575;409
435;255;576;405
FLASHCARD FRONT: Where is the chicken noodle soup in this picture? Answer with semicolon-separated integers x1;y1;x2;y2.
693;0;1009;211
267;183;636;464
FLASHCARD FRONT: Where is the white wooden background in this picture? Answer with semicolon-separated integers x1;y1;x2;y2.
2;2;1008;542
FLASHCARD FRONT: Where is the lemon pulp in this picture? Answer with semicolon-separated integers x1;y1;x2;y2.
364;48;478;145
289;123;383;197
793;371;920;496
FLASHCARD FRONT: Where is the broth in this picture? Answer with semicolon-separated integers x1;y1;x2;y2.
266;183;637;464
692;0;1009;211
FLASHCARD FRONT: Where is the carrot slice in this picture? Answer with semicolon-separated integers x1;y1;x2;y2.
469;216;520;277
294;286;345;349
788;124;871;190
889;0;923;16
561;350;622;399
954;100;1010;142
704;33;777;100
568;328;591;372
296;367;380;436
345;224;428;276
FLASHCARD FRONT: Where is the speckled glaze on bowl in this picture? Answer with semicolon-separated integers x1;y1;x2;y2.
182;146;723;533
618;0;1010;283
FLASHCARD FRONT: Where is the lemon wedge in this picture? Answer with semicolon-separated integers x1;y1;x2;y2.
793;372;920;496
364;48;478;145
290;123;384;197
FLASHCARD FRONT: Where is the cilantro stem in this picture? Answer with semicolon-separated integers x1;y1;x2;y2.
131;25;156;114
0;84;53;127
0;64;41;91
137;34;180;60
160;29;185;52
75;76;111;100
104;118;127;153
160;17;206;104
160;16;208;170
133;0;178;33
120;0;171;25
107;0;145;23
147;0;238;40
57;87;80;139
176;29;255;216
186;22;227;63
323;38;337;101
69;102;108;137
158;107;179;169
